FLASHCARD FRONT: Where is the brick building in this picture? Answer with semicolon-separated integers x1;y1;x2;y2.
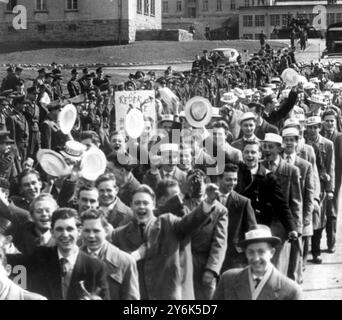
0;0;162;44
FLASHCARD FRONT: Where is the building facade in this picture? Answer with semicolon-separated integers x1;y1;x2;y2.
0;0;162;44
239;1;342;40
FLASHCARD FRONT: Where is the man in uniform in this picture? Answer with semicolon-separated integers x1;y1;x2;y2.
67;68;81;98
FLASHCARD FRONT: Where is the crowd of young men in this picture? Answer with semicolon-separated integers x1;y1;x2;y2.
0;41;341;300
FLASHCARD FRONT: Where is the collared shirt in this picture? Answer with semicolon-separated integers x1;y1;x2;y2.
283;152;296;165
248;263;273;300
58;247;79;300
219;191;231;205
243;135;258;142
87;247;102;258
250;166;258;176
100;197;118;217
162;169;175;179
37;229;52;246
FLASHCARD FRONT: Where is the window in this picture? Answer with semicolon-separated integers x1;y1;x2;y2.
327;13;335;25
203;0;208;12
255;15;264;27
6;0;17;11
282;14;289;27
151;0;155;16
36;0;47;11
37;24;47;33
137;0;142;14
243;15;253;27
68;24;77;31
336;13;342;23
162;1;168;13
231;0;236;10
217;0;222;11
270;14;280;26
244;0;249;7
66;0;78;10
176;1;182;12
144;0;149;15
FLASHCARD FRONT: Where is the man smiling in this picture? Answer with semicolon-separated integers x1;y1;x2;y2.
214;225;302;300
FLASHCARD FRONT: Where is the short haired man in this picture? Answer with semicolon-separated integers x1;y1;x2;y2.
107;152;141;207
11;169;43;212
111;184;218;300
13;193;57;256
8;208;110;300
213;225;302;300
95;173;133;228
80;209;140;300
218;164;257;272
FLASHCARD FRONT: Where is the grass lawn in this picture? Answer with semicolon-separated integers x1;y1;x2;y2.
0;40;287;66
0;40;287;86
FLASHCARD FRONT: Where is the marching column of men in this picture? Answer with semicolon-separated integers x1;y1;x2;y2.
0;43;342;300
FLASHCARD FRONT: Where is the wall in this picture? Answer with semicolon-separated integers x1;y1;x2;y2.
0;0;161;44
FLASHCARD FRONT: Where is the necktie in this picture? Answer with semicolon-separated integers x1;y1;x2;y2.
139;223;146;239
286;155;292;164
254;277;262;289
60;258;68;278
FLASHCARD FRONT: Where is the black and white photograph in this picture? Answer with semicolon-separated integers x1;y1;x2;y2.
0;0;342;303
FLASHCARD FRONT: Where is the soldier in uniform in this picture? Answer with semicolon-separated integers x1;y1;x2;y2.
40;102;70;152
24;87;41;160
0;67;16;92
67;68;81;98
51;74;64;100
33;68;46;88
0;131;17;181
5;95;29;165
93;67;109;91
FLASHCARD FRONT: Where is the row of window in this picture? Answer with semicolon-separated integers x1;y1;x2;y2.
243;13;342;27
162;0;233;13
5;0;78;11
137;0;156;16
243;0;266;7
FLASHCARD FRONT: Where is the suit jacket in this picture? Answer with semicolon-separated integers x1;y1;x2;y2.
263;158;303;235
221;191;256;272
191;201;228;277
8;247;110;300
112;204;213;300
213;266;302;300
254;120;279;140
236;164;296;237
107;198;134;228
143;167;187;195
293;156;315;236
117;173;141;207
297;142;321;202
321;129;342;193
81;241;140;300
308;134;335;193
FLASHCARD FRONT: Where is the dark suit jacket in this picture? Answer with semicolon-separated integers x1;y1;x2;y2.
143;167;187;195
236;164;296;235
254;119;279;140
112;204;212;300
81;241;140;300
213;266;302;300
191;201;228;277
107;198;134;228
7;247;110;300
118;173;141;207
221;191;256;272
264;158;303;235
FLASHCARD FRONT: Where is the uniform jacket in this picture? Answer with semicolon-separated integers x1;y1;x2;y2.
213;266;302;300
81;241;140;300
112;203;214;300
